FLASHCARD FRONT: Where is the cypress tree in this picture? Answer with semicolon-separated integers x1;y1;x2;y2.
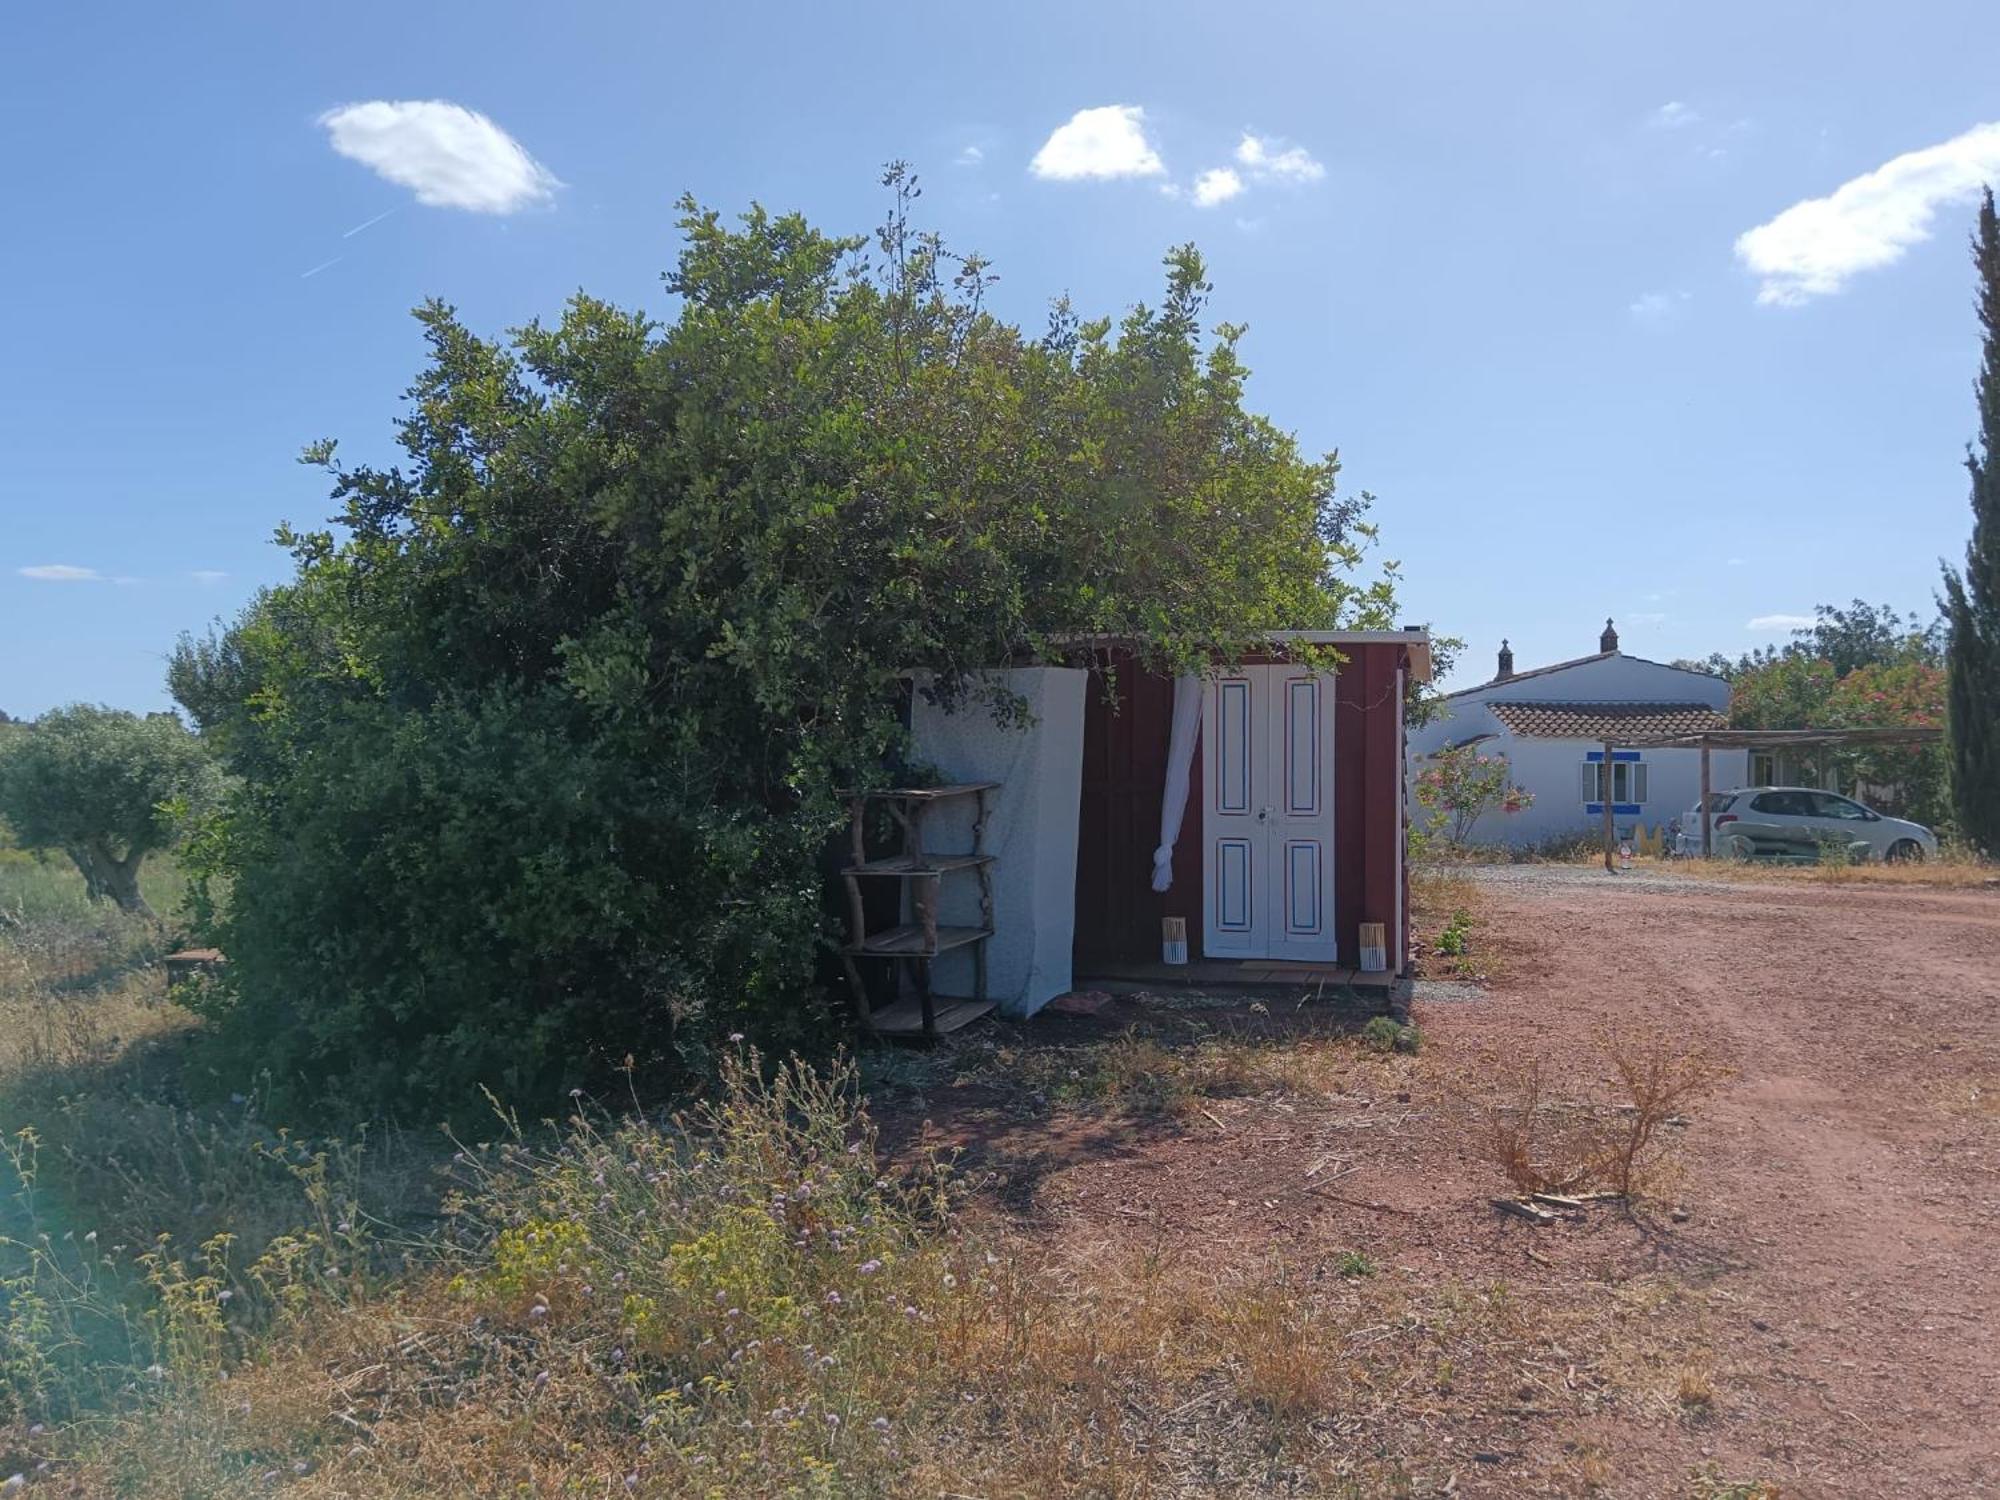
1944;187;2000;852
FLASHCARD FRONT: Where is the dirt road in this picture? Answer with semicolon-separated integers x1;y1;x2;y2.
885;865;2000;1495
1450;867;2000;1496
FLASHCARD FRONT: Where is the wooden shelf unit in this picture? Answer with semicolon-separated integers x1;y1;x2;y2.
838;784;997;1039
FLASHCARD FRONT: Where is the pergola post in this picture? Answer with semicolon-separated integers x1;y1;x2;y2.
1699;739;1712;859
1603;739;1616;873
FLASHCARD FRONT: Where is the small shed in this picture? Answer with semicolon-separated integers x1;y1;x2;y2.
1072;632;1430;985
899;631;1431;1019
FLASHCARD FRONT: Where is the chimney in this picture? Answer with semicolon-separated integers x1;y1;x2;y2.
1600;617;1620;653
1495;639;1514;680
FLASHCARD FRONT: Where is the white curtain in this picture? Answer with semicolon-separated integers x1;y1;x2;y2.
1151;674;1203;892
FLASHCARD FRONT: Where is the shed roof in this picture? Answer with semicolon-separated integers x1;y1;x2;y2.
1487;700;1729;740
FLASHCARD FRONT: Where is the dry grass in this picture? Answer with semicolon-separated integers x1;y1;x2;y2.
1411;863;1505;982
938;1014;1424;1123
1610;850;1997;890
0;859;1729;1497
0;1025;1721;1498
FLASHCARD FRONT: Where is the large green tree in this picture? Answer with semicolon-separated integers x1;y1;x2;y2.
0;705;219;914
1944;187;2000;853
172;175;1397;1113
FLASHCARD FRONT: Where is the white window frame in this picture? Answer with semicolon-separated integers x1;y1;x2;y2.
1580;759;1649;805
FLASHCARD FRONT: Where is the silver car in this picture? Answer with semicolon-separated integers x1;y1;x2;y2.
1674;787;1937;863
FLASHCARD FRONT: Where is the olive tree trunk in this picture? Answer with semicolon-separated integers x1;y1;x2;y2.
63;841;155;918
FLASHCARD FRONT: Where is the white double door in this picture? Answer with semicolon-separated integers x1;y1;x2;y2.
1200;665;1338;961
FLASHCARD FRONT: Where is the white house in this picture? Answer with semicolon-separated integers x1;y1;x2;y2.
1408;620;1749;847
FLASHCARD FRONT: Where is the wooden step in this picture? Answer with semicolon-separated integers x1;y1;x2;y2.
866;995;998;1038
843;924;992;958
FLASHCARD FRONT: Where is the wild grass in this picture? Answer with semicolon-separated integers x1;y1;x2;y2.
1411;863;1502;981
0;848;187;931
7;1045;1713;1497
0;858;1721;1495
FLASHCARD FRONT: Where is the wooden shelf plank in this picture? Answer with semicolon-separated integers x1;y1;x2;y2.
843;924;992;958
836;782;1000;803
844;853;995;878
867;996;998;1037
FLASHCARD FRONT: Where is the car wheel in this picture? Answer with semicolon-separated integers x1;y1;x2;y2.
1887;838;1925;864
1724;834;1756;862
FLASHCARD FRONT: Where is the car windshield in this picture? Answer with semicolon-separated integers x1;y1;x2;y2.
1702;792;1737;813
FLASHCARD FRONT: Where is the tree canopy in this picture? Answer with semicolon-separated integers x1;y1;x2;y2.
0;705;219;914
171;175;1399;1115
1672;601;1948;822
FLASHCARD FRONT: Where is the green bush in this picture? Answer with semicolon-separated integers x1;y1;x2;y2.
171;174;1394;1118
1361;1016;1420;1055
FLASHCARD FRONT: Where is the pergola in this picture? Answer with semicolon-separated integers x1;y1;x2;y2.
1589;725;1945;868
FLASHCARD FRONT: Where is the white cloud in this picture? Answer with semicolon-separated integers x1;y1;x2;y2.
18;564;101;582
1735;121;2000;305
190;570;229;585
1748;613;1816;632
1235;132;1324;184
955;145;984;167
319;100;560;213
1652;101;1699;130
1191;167;1244;208
1629;289;1690;323
1030;105;1164;181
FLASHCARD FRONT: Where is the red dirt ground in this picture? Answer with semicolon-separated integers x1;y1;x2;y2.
878;866;2000;1497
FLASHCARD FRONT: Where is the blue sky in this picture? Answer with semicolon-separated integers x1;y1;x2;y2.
5;1;1999;714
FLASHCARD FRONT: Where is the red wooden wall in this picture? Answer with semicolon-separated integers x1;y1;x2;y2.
1073;659;1204;968
1072;644;1411;972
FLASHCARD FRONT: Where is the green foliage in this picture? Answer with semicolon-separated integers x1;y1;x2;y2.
1946;188;2000;854
1683;599;1944;684
1724;654;1839;731
1717;605;1950;825
0;706;218;915
1435;909;1471;957
1413;743;1533;844
1361;1015;1419;1054
172;172;1395;1116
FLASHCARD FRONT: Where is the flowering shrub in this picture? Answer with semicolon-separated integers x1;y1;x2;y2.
1414;744;1534;845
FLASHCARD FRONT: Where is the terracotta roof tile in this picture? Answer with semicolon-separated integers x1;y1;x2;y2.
1487;700;1729;740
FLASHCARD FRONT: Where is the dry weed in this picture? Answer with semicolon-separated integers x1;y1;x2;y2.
1479;1032;1724;1201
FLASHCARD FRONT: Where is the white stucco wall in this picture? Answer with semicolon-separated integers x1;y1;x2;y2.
909;667;1085;1017
1439;737;1751;846
1407;654;1745;847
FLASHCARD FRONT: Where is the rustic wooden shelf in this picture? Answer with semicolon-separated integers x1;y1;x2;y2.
839;783;998;1041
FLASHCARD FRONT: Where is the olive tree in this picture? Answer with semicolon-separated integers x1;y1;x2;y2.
0;705;219;914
